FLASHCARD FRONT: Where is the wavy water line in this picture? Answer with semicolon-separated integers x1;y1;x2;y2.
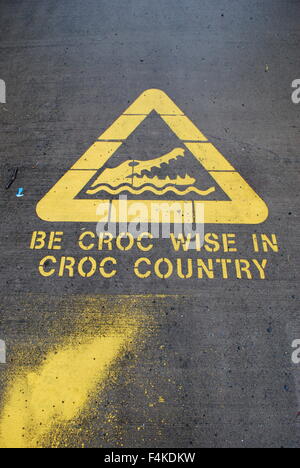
86;185;216;196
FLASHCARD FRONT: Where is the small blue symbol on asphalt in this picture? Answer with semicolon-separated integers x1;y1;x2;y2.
16;188;24;197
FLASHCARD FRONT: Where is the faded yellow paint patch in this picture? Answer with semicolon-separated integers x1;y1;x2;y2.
0;319;139;448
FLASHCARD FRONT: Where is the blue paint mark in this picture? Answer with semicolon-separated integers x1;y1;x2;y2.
16;188;24;197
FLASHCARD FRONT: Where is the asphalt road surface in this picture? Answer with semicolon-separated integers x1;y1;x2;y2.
0;0;299;448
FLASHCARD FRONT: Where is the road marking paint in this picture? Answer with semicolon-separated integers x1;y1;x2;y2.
36;89;268;224
0;317;140;448
16;188;24;198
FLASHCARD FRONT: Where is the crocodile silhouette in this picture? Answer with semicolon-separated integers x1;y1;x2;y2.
86;147;215;196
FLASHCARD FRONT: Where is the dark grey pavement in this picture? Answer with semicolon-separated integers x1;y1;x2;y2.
0;0;299;448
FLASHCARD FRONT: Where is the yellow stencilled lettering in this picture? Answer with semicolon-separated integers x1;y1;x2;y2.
116;233;135;251
177;259;193;279
30;231;63;250
252;234;260;252
59;257;76;277
204;233;220;252
98;232;113;250
99;257;117;278
48;232;64;250
78;257;97;278
39;256;57;277
137;233;154;252
134;258;151;279
30;231;47;249
235;259;252;279
222;233;237;253
197;259;214;279
170;233;192;252
216;259;232;279
78;232;95;251
252;234;279;253
154;258;173;279
261;234;278;252
252;259;268;279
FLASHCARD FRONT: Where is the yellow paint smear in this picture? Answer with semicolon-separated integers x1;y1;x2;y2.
0;320;139;448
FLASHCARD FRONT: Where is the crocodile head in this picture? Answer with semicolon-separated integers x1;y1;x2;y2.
87;148;196;192
86;147;216;196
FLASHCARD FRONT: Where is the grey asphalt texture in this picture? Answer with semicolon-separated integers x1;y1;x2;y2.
0;0;299;448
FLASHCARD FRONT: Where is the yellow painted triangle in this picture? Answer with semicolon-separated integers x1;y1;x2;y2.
36;89;268;224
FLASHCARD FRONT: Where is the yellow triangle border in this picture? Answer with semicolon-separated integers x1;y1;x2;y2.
36;89;269;224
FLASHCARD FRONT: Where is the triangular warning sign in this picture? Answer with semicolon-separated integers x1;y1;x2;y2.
36;89;268;224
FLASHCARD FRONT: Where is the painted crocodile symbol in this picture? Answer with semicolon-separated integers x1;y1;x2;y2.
86;147;215;196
